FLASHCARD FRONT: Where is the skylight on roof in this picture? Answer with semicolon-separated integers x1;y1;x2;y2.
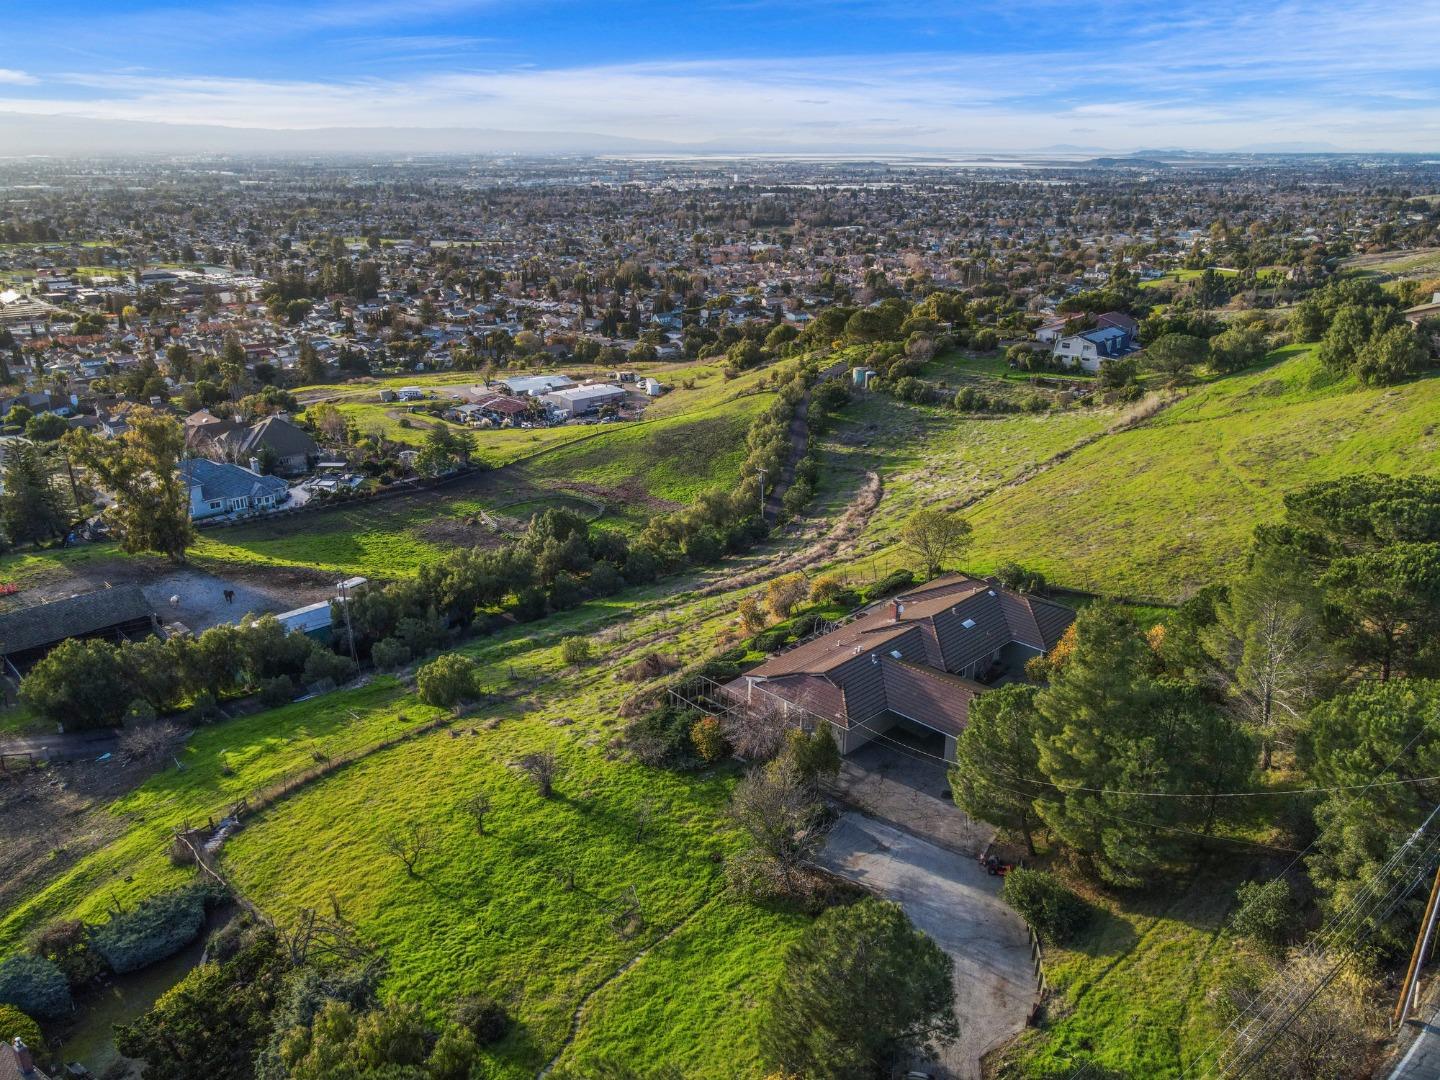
961;618;977;629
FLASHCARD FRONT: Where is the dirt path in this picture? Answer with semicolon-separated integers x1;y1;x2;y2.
536;892;718;1078
692;469;882;598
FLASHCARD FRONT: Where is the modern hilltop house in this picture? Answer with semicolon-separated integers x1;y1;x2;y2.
727;575;1074;761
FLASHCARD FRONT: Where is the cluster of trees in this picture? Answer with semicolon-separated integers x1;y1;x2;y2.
109;908;510;1080
63;405;194;562
1144;320;1271;379
957;474;1440;943
343;507;653;664
0;439;76;549
636;365;823;561
1292;277;1435;385
20;613;357;730
0;884;224;1024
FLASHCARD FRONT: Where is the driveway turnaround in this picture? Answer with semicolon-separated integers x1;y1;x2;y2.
818;812;1035;1079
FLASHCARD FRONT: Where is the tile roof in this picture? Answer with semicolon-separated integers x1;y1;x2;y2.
733;574;1075;736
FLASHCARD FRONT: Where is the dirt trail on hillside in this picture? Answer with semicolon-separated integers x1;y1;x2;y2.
697;469;883;597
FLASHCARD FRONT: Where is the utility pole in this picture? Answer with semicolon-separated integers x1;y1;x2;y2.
336;579;359;667
1394;862;1440;1029
756;467;768;522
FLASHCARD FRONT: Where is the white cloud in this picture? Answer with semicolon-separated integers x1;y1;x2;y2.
0;69;37;85
0;1;1437;151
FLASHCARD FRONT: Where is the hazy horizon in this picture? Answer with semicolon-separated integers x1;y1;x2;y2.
2;1;1439;156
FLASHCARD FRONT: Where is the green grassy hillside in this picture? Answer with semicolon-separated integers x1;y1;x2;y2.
953;347;1440;598
517;392;772;509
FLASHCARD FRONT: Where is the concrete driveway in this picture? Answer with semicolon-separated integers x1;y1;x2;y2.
818;812;1036;1079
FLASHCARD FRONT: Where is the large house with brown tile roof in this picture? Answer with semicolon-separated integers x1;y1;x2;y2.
726;575;1074;761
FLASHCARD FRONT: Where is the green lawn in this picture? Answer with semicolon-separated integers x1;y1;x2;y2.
962;346;1440;598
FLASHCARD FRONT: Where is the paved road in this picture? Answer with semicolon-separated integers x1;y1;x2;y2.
0;728;118;761
1390;1000;1440;1079
818;812;1035;1079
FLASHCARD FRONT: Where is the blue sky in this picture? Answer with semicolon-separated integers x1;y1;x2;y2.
1;0;1439;151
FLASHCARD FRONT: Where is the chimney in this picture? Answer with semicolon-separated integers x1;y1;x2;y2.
249;456;262;473
11;1037;34;1073
892;599;905;621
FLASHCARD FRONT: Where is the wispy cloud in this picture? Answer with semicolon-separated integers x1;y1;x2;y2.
1;1;1438;151
0;70;37;86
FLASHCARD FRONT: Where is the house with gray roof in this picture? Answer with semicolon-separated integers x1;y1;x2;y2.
181;458;290;520
725;575;1074;761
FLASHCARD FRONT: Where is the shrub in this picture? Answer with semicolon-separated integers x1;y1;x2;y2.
621;652;679;682
808;574;847;604
690;715;730;763
89;886;208;974
416;654;478;708
623;704;700;770
258;675;296;708
993;561;1046;593
751;630;790;654
1002;869;1090;945
303;648;356;687
560;636;592;665
1231;878;1295;958
30;919;102;989
865;569;915;601
0;1004;41;1049
451;995;511;1045
785;725;841;784
371;636;411;671
0;953;72;1018
695;658;741;682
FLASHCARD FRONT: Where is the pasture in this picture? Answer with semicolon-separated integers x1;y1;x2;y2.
962;346;1440;597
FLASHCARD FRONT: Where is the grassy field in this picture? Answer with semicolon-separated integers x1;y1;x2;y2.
0;680;438;954
812;387;1117;559
998;858;1259;1078
190;390;773;578
518;392;772;510
0;570;810;1078
960;346;1440;598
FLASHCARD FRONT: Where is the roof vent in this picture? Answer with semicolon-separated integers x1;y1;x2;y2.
962;618;977;629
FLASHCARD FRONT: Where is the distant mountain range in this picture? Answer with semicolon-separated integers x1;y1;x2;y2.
0;111;1414;160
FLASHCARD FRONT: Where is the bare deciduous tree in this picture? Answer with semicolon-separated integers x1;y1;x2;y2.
463;792;492;835
280;893;383;976
726;757;822;897
381;821;437;877
119;720;184;763
516;752;559;797
720;696;789;762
